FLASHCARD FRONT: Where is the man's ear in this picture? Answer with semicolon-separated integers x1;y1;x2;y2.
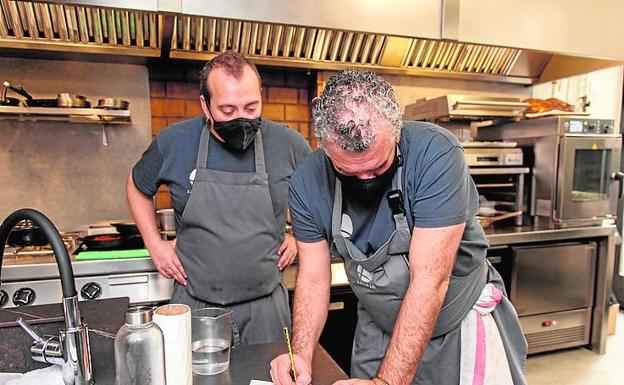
199;95;211;120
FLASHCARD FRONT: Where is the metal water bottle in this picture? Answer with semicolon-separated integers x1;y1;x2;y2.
114;306;166;385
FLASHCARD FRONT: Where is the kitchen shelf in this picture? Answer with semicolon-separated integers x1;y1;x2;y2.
0;106;131;124
469;167;530;175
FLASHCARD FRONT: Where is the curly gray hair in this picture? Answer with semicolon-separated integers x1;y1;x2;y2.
312;70;402;152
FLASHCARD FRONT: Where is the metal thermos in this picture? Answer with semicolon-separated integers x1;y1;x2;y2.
114;306;166;385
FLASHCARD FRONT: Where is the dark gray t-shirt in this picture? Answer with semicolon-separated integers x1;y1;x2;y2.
133;116;311;235
289;121;487;276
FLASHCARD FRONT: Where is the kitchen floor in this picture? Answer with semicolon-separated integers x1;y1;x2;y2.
525;310;624;385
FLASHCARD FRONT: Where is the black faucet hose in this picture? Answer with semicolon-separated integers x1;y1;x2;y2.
0;208;77;298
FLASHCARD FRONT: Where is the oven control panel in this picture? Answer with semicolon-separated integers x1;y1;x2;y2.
0;272;173;308
562;118;615;135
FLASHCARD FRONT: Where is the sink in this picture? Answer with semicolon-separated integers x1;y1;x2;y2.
0;373;23;385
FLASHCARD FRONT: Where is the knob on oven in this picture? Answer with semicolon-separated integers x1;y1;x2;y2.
80;282;102;300
13;288;36;307
0;290;8;308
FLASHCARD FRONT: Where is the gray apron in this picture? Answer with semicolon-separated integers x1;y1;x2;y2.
331;151;488;378
175;126;282;305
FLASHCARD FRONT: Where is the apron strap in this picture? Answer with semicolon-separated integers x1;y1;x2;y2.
253;129;266;174
195;125;266;173
196;125;211;169
331;178;350;257
389;146;410;233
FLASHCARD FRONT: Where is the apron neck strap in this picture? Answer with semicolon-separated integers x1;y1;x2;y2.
196;125;210;169
195;125;266;173
253;129;266;173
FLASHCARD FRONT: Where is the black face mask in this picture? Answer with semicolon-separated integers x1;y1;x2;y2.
333;151;400;206
212;116;262;152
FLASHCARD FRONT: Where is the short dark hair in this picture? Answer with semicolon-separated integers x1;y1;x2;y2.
199;51;261;103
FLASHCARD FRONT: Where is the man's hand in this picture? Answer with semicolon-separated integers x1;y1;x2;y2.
277;233;297;271
148;239;187;285
269;353;312;385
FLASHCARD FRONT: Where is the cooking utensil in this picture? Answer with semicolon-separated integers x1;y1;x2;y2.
97;98;129;110
1;81;93;108
2;80;56;107
57;93;91;108
6;220;47;247
2;80;32;100
477;211;522;228
111;222;140;237
1;80;26;106
7;227;48;247
79;233;144;251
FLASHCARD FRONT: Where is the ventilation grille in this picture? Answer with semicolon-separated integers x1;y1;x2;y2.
402;39;522;75
0;0;159;49
525;325;587;351
171;15;523;77
171;16;387;65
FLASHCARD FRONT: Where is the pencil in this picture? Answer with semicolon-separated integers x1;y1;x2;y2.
283;327;297;382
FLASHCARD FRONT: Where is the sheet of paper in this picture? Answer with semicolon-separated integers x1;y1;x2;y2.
249;381;273;385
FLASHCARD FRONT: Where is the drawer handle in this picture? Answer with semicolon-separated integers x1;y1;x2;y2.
109;275;148;286
328;301;344;311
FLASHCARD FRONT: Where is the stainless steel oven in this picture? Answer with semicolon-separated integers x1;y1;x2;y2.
556;135;621;223
480;117;622;227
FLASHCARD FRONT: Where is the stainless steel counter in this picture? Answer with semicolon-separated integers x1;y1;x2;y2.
485;223;617;246
1;224;617;353
3;224;616;282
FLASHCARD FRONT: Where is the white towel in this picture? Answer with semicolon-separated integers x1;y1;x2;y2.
5;365;64;385
459;283;514;385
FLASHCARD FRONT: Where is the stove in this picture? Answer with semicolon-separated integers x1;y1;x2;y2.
1;233;172;309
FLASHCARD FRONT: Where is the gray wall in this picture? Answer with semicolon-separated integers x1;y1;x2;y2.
0;57;151;231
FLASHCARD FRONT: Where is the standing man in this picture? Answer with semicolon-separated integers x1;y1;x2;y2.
270;70;527;385
127;51;311;345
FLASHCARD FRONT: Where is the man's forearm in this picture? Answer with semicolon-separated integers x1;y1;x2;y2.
126;174;161;247
292;277;330;365
376;278;448;385
376;224;464;385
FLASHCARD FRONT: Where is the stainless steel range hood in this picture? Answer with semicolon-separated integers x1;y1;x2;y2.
0;0;621;85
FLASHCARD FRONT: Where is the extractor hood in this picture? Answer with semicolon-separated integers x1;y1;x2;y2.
0;0;621;85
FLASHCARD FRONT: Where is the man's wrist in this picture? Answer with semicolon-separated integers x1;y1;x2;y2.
372;376;390;385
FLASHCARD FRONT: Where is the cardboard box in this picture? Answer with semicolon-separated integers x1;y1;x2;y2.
608;303;620;336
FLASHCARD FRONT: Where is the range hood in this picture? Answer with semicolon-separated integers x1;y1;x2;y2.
0;0;621;85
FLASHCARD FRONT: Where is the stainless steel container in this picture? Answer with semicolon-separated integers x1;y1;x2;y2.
157;208;175;231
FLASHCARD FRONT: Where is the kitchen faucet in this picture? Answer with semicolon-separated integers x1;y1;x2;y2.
0;208;93;385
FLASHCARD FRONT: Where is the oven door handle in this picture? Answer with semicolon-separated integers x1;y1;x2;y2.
611;171;624;198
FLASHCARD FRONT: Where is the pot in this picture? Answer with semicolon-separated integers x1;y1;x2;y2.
156;209;175;232
97;98;129;110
